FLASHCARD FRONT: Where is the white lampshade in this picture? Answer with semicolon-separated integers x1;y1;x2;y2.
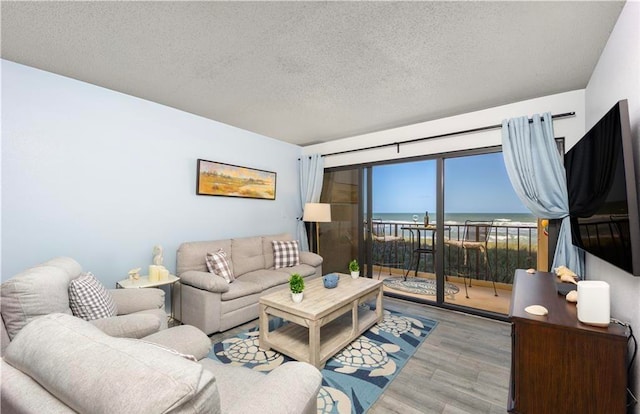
303;203;331;222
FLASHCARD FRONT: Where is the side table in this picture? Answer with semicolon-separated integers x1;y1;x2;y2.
116;275;181;324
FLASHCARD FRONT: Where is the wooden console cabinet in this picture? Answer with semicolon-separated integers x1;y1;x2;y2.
508;270;628;413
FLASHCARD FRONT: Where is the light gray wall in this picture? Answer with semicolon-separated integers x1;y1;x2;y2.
583;1;640;406
1;60;302;291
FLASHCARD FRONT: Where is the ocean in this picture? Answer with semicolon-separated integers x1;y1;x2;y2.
373;212;538;245
373;212;537;227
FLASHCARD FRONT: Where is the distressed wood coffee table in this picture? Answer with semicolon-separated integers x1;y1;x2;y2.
258;274;383;369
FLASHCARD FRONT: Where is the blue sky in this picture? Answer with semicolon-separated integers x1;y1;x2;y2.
372;152;528;214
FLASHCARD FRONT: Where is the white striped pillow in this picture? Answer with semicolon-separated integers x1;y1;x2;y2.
68;272;118;321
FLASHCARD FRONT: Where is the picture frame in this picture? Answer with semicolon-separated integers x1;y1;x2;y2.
196;159;276;200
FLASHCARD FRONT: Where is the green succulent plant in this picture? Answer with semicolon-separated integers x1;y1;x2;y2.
349;260;360;272
289;273;305;294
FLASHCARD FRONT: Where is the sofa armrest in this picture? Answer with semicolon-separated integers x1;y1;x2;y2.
109;288;165;315
179;271;230;294
89;313;162;338
143;325;212;361
227;362;322;414
299;251;323;267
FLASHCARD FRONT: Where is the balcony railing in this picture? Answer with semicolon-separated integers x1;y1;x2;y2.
369;220;537;284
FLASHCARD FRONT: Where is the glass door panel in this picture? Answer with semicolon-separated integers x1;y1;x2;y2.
372;160;438;302
443;151;536;314
320;168;361;274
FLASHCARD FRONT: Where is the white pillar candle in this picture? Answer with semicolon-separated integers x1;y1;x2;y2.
158;267;169;280
148;265;159;282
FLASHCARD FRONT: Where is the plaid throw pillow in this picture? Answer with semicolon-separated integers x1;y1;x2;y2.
68;272;118;321
272;240;300;269
206;249;235;283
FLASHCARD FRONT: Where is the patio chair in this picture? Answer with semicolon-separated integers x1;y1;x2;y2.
444;220;498;298
371;220;404;279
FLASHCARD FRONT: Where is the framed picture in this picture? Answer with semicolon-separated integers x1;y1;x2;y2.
196;159;276;200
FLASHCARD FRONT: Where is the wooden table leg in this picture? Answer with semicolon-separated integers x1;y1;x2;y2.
308;319;321;368
258;303;271;350
375;285;384;321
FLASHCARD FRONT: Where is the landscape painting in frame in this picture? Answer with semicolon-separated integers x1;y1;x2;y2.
197;159;276;200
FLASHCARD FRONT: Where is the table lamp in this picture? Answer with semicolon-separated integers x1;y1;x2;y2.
303;203;331;254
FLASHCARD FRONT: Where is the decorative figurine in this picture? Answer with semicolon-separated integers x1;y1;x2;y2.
152;245;164;266
128;267;141;281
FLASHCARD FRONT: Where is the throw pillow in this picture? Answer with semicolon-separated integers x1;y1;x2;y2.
206;249;235;283
68;272;118;321
272;240;300;269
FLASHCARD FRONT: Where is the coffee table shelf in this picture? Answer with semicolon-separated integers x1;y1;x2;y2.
259;274;383;369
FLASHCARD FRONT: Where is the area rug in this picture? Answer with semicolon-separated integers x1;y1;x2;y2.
208;308;437;413
383;277;460;297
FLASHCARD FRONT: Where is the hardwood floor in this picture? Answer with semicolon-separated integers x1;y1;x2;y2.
369;298;511;414
209;297;512;414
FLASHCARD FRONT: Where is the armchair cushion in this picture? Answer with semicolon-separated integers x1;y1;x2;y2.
68;272;118;320
4;313;218;414
0;265;73;340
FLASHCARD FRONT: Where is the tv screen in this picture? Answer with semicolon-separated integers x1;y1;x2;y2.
565;100;640;276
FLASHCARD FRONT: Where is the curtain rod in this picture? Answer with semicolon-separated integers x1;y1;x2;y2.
322;111;575;157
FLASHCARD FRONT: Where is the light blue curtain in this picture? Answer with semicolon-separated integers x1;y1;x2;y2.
297;154;324;252
502;113;584;276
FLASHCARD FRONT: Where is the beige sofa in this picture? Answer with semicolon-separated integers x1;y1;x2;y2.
1;313;322;414
176;233;322;335
0;257;167;355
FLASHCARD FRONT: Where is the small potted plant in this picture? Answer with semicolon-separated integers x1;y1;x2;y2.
349;259;360;279
289;273;305;303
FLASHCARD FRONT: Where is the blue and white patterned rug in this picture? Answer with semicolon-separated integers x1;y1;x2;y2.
208;307;437;413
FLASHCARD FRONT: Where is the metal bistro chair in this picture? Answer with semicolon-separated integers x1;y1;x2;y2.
371;220;404;279
444;220;498;298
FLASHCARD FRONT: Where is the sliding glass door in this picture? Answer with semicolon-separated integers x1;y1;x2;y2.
320;147;540;318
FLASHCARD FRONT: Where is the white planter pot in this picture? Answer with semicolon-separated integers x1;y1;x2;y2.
350;271;360;279
291;292;304;303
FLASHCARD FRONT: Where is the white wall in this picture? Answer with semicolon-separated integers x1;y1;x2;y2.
584;1;640;405
1;60;302;294
304;90;585;168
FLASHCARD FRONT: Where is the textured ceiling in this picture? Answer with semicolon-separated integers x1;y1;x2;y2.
1;1;625;146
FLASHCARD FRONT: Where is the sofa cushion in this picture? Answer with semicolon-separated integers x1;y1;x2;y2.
272;240;300;269
274;264;317;278
220;279;263;301
0;265;73;340
240;269;292;291
231;236;265;276
177;239;233;275
206;249;235;283
68;272;118;321
4;313;218;414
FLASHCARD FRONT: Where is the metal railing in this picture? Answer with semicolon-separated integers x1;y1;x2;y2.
368;220;537;284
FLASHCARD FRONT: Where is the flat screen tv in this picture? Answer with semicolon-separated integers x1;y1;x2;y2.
565;99;640;276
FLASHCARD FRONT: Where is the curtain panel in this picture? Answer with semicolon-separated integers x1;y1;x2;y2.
297;154;324;251
501;113;584;276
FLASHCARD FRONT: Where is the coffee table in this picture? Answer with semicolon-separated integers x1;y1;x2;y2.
258;274;383;369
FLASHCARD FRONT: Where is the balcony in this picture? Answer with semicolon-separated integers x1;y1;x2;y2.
369;220;538;315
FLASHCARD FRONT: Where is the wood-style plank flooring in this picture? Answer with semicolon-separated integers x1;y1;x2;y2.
208;297;512;414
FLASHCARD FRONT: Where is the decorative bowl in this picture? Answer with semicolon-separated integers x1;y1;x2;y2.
323;274;339;289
